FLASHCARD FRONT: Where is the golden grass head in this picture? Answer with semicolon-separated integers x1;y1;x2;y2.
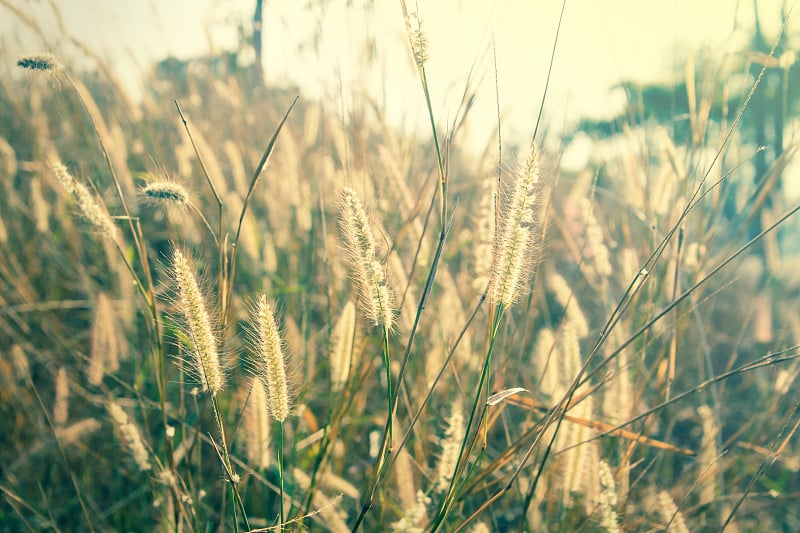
330;300;356;392
49;160;119;243
141;179;190;210
107;400;152;472
338;186;394;330
657;491;689;533
434;398;465;493
405;12;429;68
242;378;271;469
171;247;224;395
53;367;69;427
597;461;620;533
248;293;291;422
17;53;64;74
490;145;542;308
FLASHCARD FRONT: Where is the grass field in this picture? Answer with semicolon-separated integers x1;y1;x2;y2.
1;2;800;532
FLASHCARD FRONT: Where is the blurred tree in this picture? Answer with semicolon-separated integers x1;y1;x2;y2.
253;0;264;82
575;1;798;253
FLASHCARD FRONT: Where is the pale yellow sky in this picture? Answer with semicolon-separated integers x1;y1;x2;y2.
3;0;795;150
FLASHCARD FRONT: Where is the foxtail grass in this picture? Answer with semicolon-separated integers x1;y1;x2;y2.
249;293;293;527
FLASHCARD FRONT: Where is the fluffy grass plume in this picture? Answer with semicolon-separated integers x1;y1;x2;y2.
473;173;497;291
434;399;465;493
87;292;120;385
597;461;620;533
140;179;190;210
53;367;69;427
338;186;394;330
107;401;151;472
171;247;224;395
242;378;271;469
49;160;118;242
329;300;356;392
250;293;291;422
17;53;64;80
657;491;690;533
490;145;542;308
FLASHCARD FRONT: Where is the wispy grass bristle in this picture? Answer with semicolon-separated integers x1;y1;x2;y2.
17;53;64;73
434;399;465;493
250;293;291;422
49;160;119;242
171;247;224;395
53;367;69;427
141;180;190;209
243;378;271;469
657;491;690;533
107;401;151;472
490;145;542;308
330;300;356;392
338;186;394;330
597;461;620;533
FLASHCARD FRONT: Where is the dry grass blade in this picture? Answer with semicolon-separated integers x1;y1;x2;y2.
224;96;299;322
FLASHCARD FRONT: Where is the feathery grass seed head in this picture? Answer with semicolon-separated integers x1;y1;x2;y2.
250;294;291;422
53;368;69;427
330;300;356;392
580;197;612;278
50;161;118;242
338;187;394;329
548;273;589;338
404;12;429;68
434;399;465;493
598;461;620;533
141;180;190;210
657;491;689;533
107;401;151;471
243;378;271;469
473;174;497;290
88;292;120;385
17;53;64;77
490;146;542;308
391;490;431;532
171;248;223;395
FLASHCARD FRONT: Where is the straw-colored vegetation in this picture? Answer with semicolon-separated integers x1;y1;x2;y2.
1;2;800;532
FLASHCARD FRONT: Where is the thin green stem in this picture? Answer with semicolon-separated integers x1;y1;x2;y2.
381;325;393;451
278;421;286;529
430;305;504;531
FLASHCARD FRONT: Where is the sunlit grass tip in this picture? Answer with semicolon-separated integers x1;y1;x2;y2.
17;53;64;74
140;179;190;210
249;293;291;422
404;11;429;68
107;400;152;472
171;247;224;395
489;145;542;308
434;398;465;493
330;300;356;392
49;160;119;242
338;186;394;330
243;378;271;469
597;461;620;533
